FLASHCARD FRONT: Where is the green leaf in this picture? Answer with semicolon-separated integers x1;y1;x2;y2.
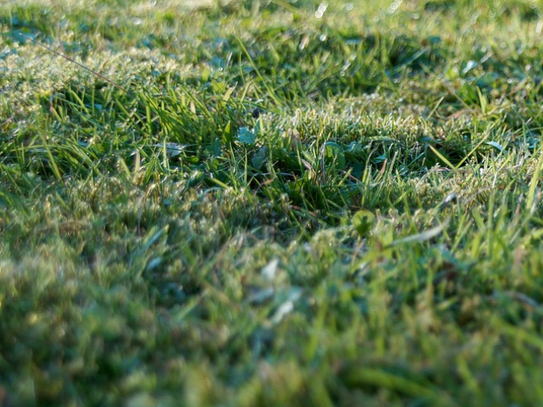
353;210;375;237
324;141;346;170
486;141;504;152
222;121;233;143
237;127;256;145
251;146;268;169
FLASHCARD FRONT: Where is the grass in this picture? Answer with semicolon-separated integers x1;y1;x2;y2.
1;0;543;405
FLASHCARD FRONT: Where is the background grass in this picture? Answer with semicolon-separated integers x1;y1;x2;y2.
2;0;543;405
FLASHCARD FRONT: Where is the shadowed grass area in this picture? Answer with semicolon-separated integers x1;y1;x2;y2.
2;0;543;406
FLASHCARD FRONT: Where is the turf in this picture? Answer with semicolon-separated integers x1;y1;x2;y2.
1;0;543;405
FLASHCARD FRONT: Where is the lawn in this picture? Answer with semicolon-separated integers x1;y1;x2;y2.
1;0;543;405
